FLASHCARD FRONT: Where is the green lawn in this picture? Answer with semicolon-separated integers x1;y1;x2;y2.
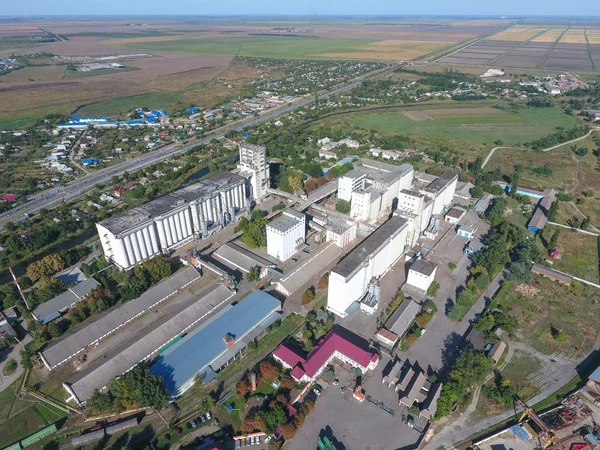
330;106;576;147
543;225;599;283
77;91;184;117
118;35;380;59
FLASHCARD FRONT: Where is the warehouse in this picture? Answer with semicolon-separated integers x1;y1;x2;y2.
272;329;379;383
327;216;409;318
63;282;234;405
150;290;281;397
376;298;421;349
32;277;99;324
97;172;247;270
266;209;306;262
40;267;200;370
213;242;275;277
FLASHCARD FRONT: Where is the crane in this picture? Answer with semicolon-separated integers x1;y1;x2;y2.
514;396;566;449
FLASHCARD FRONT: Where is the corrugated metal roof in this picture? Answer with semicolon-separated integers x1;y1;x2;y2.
21;423;57;447
42;267;200;368
386;299;421;338
150;290;281;396
66;282;233;404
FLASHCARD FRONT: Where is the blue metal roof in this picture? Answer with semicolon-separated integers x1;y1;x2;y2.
186;107;199;114
150;290;280;396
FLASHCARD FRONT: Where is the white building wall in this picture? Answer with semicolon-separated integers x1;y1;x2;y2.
407;267;436;292
338;173;365;202
327;266;368;317
399;168;414;192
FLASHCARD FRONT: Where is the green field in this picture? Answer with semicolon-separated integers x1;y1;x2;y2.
117;35;380;59
544;224;599;283
324;106;577;147
76;91;185;117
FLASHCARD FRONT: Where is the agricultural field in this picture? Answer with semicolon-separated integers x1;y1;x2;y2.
440;23;598;71
494;276;600;356
320;104;576;148
107;34;451;61
542;224;599;283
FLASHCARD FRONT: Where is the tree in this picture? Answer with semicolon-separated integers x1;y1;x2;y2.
301;288;315;306
470;186;483;198
259;361;280;381
247;266;261;282
26;253;65;281
581;217;590;230
336;199;351;214
549;229;561;249
318;274;329;290
260;403;287;434
144;257;172;284
237;379;250;398
427;281;440;297
281;422;297;441
48;322;62;339
20;347;32;369
87;390;114;414
107;366;168;411
485;198;508;225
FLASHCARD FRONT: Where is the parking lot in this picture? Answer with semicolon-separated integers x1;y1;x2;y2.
288;361;424;450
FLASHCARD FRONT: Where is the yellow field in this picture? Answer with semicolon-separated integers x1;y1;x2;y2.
532;28;567;42
487;26;548;41
315;40;449;61
103;33;219;46
560;29;588;44
585;31;600;44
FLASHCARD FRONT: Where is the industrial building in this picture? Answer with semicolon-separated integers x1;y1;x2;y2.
41;267;200;370
150;290;281;397
327;216;408;318
375;299;421;349
237;144;269;200
272;329;379;383
396;360;442;420
351;187;383;222
338;170;366;201
32;277;100;324
406;259;438;293
395;189;434;247
63;282;234;405
213;242;275;278
266;209;306;262
325;220;357;249
419;171;458;216
97;172;247;270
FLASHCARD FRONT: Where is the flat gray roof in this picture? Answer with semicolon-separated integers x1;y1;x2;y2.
361;159;402;173
446;207;465;219
332;216;408;279
42;267;200;368
33;278;100;325
268;211;303;233
99;172;244;235
213;243;274;273
277;242;343;294
531;264;573;284
66;282;234;404
427;171;457;192
386;299;421;337
528;209;547;230
400;189;425;199
409;259;437;277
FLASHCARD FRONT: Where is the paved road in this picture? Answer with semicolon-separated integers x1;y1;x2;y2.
481;129;597;169
0;333;32;393
0;63;404;231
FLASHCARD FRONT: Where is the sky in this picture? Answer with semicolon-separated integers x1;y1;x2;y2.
3;0;600;17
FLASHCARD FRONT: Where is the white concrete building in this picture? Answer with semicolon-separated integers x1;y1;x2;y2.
338;169;366;202
351;188;383;222
419;171;458;216
339;138;360;148
327;216;408;318
238;144;270;200
362;161;414;212
97;173;246;270
326;220;357;249
406;259;438;293
396;189;433;247
266;209;306;262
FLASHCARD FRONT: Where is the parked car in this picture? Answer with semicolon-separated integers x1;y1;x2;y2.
256;435;261;444
165;434;170;443
313;386;321;396
213;418;219;426
236;439;241;448
149;444;157;450
190;419;197;428
206;411;211;419
333;379;339;385
264;435;272;443
175;426;182;435
341;386;347;393
200;415;206;423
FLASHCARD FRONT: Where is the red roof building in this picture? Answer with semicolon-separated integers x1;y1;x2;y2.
272;330;379;383
549;248;560;259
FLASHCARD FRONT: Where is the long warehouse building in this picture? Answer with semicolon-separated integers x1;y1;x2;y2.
64;282;235;405
40;267;200;370
151;290;281;398
327;216;408;318
97;172;247;270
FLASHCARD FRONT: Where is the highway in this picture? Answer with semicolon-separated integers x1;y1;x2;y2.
0;62;405;230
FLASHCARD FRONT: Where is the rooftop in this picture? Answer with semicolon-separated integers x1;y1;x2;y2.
531;264;573;284
341;169;366;180
33;278;100;325
332;216;408;279
213;242;275;273
427;171;457;193
273;329;378;381
150;290;281;396
42;267;200;368
409;259;437;277
99;172;244;236
267;210;304;233
361;158;402;173
400;189;426;199
528;208;548;230
446;207;466;219
385;299;421;337
65;282;233;404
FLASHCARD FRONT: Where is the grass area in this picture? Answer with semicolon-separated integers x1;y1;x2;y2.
113;35;448;60
66;66;141;79
323;105;576;148
494;277;600;355
501;351;543;385
543;225;599;283
502;197;531;229
76;91;184;117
